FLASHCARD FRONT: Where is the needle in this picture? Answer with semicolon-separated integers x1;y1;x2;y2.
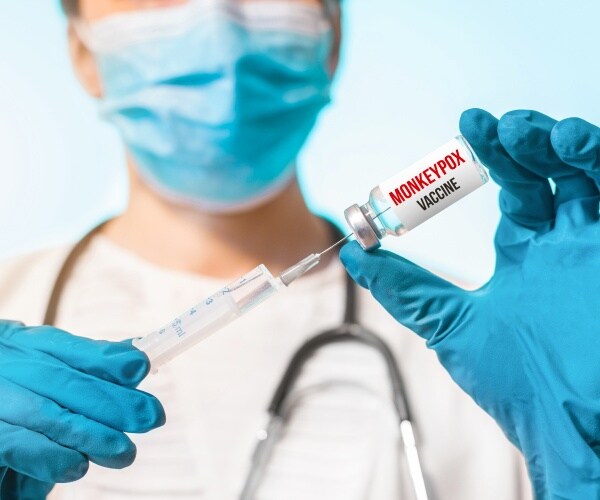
279;209;389;287
278;233;353;286
318;233;354;257
375;207;391;219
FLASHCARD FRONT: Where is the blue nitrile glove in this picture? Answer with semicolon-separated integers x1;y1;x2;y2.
340;109;600;499
0;321;166;499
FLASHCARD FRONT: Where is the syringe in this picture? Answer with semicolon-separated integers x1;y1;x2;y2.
133;233;352;370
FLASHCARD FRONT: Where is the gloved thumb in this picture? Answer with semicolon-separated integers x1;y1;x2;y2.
340;241;472;346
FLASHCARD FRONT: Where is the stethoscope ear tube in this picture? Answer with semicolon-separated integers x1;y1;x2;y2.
43;223;109;326
240;318;431;500
240;220;431;499
268;322;413;422
239;415;284;500
240;261;431;499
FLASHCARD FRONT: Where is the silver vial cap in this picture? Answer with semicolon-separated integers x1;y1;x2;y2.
344;204;381;251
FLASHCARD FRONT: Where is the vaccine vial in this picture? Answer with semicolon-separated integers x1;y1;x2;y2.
345;136;489;251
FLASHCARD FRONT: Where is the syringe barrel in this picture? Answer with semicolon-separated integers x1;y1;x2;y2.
133;265;282;370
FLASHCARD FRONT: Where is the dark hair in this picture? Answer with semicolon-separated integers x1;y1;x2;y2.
61;0;79;15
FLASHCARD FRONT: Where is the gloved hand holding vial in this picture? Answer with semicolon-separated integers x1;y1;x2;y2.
133;134;489;370
341;108;600;499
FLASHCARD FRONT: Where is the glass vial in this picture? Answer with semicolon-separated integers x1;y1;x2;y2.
345;136;489;251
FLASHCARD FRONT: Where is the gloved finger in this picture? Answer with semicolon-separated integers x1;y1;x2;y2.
0;359;166;433
340;241;471;346
0;378;136;469
460;108;555;233
0;420;88;484
497;110;599;212
551;117;600;189
0;325;149;388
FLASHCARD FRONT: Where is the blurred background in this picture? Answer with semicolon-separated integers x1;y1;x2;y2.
1;0;599;285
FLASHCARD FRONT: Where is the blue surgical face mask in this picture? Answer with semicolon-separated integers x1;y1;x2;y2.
77;0;333;212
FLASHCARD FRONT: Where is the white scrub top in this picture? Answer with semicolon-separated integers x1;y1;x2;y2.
0;236;532;500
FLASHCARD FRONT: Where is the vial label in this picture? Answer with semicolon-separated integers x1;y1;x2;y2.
378;137;487;231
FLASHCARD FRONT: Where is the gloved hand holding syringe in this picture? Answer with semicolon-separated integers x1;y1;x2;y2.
134;136;488;369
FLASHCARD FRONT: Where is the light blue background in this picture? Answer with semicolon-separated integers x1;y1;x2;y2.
1;0;599;285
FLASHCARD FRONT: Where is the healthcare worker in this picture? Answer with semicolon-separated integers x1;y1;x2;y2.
0;1;590;500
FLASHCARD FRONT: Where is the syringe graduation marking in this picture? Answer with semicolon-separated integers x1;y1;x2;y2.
133;264;282;370
202;269;266;307
229;269;264;292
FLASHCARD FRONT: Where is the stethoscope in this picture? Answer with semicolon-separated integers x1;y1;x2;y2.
43;223;431;500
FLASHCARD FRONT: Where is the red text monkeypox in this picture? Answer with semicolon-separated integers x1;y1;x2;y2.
388;149;467;210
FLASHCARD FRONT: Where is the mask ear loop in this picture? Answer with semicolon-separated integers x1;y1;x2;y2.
71;19;97;52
